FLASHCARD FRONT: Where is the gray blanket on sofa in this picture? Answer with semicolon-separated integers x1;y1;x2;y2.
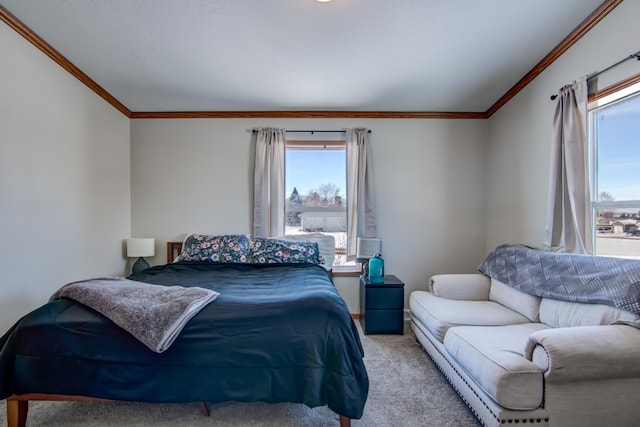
478;244;640;316
51;277;219;353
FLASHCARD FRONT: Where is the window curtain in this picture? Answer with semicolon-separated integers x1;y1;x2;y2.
252;128;286;237
543;76;592;254
346;128;377;258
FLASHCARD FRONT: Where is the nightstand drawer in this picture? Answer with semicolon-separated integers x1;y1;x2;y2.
365;287;403;310
364;309;404;334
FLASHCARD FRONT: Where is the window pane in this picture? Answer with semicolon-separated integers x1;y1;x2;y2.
594;207;640;259
285;149;345;199
591;87;640;259
285;147;352;266
594;92;640;202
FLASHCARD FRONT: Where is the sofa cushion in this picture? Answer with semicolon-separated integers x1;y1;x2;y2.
409;291;531;343
444;323;549;410
539;298;639;328
489;279;541;322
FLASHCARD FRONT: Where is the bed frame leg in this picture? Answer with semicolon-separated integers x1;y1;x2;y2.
339;414;351;427
199;401;210;416
6;399;28;427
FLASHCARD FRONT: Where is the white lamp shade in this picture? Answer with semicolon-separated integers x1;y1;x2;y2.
356;237;382;260
127;238;155;257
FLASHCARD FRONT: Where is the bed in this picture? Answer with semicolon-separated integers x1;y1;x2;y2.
0;234;368;427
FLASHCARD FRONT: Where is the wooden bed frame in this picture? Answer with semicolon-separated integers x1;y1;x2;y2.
6;395;350;427
4;241;352;427
167;241;183;263
6;395;211;427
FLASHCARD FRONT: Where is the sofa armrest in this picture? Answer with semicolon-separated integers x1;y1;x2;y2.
525;325;640;383
428;274;491;300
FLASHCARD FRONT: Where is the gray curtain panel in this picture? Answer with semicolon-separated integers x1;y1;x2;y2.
253;128;286;237
346;128;377;258
544;76;592;254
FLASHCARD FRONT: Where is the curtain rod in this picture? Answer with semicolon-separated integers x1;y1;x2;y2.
252;129;371;134
550;49;640;100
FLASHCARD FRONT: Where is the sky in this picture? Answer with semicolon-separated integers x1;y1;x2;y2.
285;149;346;199
595;91;640;202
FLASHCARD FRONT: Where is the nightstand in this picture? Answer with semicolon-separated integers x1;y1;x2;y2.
359;275;404;335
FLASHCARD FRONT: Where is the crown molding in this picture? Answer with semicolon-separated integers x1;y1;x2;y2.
0;4;132;117
485;0;622;117
0;1;622;120
129;110;488;119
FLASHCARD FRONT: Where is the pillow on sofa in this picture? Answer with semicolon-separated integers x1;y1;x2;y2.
489;279;541;322
539;298;639;328
429;274;491;300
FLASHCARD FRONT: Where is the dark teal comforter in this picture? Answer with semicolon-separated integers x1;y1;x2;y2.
0;262;369;419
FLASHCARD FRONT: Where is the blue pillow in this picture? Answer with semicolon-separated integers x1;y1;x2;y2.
178;234;250;263
248;238;323;265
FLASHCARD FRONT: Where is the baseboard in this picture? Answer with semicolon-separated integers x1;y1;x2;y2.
352;311;408;321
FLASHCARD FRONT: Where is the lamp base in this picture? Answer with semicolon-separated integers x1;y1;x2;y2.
358;259;370;277
132;257;150;275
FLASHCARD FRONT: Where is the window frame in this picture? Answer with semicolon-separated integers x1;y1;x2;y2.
588;80;640;256
284;139;361;275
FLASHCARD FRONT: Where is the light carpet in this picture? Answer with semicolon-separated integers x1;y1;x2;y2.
0;322;480;426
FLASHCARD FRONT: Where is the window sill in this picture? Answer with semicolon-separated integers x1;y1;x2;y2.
332;264;363;277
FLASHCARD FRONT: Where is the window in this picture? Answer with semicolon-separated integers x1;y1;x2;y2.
285;140;356;269
589;82;640;258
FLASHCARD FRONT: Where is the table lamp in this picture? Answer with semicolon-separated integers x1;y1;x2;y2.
356;237;382;276
127;238;155;275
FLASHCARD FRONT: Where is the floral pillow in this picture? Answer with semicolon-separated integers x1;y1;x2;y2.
177;234;250;263
248;238;324;265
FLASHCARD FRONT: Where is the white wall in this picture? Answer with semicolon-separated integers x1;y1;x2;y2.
486;1;640;252
7;0;631;326
0;22;131;334
131;118;488;312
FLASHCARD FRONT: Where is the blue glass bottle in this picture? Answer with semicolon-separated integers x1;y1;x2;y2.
368;254;384;284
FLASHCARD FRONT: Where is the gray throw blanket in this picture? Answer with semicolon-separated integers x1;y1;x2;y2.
478;244;640;316
51;278;220;353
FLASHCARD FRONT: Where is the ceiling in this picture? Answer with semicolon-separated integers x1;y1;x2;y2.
0;0;608;114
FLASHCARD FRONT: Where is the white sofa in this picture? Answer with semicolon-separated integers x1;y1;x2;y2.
410;273;640;427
